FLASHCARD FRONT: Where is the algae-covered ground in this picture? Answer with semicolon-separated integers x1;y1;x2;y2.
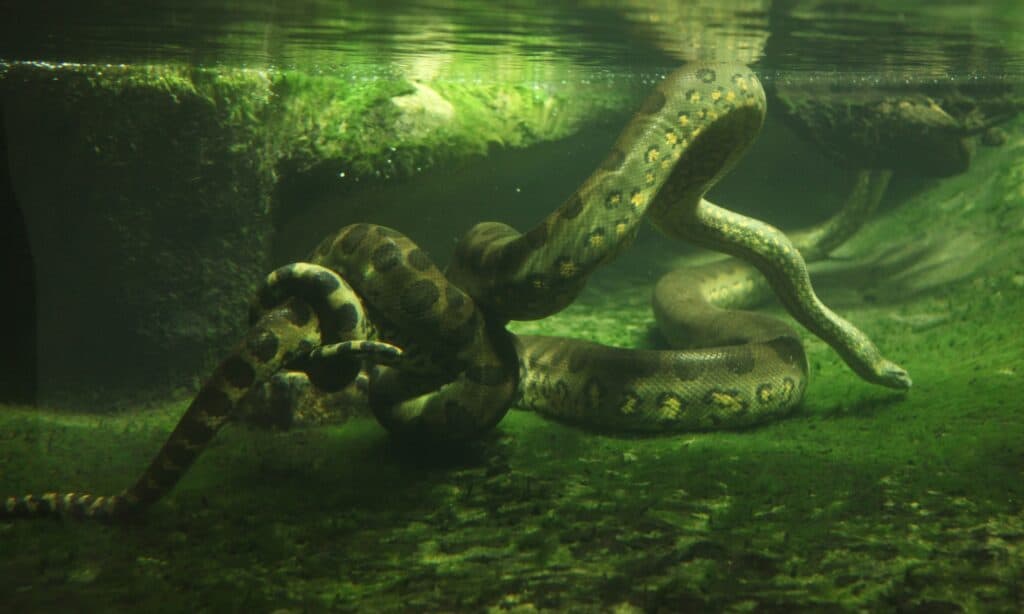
2;129;1024;612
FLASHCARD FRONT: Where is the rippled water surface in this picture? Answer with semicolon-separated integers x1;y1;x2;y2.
2;1;1023;79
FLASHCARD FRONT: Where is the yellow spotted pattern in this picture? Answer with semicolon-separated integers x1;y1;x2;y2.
559;260;578;278
710;391;744;412
658;396;682;420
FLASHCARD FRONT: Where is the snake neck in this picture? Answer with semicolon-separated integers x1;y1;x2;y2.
448;65;767;323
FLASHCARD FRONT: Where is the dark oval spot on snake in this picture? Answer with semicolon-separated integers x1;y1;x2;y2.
193;387;233;419
696;68;716;83
599;148;626;171
639;89;667;114
407;248;433;271
401;279;441;316
162;433;203;468
220;356;255;389
724;348;756;375
524;223;548;249
371;242;403;272
175;413;218;447
335;301;359;332
248;330;280;363
561;194;584;220
312;268;342;292
340;224;370;253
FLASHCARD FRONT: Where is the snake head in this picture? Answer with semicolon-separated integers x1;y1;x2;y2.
875;359;913;390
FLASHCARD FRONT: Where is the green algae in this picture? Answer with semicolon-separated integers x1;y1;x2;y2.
1;60;632;185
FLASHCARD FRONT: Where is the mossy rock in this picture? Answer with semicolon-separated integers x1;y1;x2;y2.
770;77;1024;177
0;61;632;406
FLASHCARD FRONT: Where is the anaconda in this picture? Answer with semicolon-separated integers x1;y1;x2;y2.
2;65;909;520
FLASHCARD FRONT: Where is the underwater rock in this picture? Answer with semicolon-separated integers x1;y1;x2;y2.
771;85;972;177
770;78;1024;177
0;61;630;407
2;63;279;407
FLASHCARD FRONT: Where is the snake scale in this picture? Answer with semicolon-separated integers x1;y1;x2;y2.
2;65;910;521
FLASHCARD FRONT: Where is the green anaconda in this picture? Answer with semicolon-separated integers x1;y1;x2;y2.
2;65;910;520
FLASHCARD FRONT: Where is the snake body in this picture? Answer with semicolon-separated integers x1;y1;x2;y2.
2;65;909;520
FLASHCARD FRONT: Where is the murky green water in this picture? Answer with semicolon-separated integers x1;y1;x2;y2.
1;2;1023;612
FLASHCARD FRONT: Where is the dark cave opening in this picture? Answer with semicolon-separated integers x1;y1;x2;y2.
0;102;37;404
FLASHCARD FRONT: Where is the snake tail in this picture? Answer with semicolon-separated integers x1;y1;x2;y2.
791;169;893;260
2;301;321;520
